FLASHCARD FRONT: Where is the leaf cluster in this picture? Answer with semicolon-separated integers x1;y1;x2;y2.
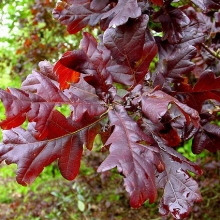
0;0;220;219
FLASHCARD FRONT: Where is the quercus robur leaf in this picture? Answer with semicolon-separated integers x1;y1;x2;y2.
80;32;113;95
98;106;164;208
90;0;109;11
153;39;197;87
57;32;114;101
192;123;220;153
53;0;141;34
54;57;80;90
179;8;205;46
0;63;107;138
53;0;107;34
104;15;157;86
153;6;190;44
101;0;141;27
141;90;200;128
155;143;202;219
177;70;220;112
38;60;57;81
191;0;220;12
141;90;200;146
0;110;103;185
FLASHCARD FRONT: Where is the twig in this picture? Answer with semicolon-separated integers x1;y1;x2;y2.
201;43;220;60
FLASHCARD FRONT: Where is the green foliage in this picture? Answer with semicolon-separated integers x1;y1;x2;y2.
178;140;207;162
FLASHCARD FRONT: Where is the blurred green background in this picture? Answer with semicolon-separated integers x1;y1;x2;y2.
0;0;220;219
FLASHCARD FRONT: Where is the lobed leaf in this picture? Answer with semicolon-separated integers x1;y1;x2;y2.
57;32;114;101
153;39;196;88
101;0;141;27
192;123;220;153
156;144;202;219
0;110;103;185
176;70;220;112
141;90;200;128
191;0;220;12
104;15;157;86
0;68;107;139
98;105;164;208
52;0;108;34
53;0;142;34
153;6;190;44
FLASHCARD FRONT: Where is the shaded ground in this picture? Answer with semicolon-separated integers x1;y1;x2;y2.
0;151;219;220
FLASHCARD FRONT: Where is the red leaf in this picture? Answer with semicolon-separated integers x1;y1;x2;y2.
0;69;106;140
104;15;157;86
53;0;141;34
90;0;109;11
177;70;220;112
98;106;164;208
191;0;220;12
54;56;80;90
156;144;202;219
0;89;31;129
0;110;104;185
38;60;57;81
153;6;190;44
57;33;114;101
192;123;220;153
150;0;163;6
53;0;109;34
101;0;141;27
142;90;200;128
153;39;196;87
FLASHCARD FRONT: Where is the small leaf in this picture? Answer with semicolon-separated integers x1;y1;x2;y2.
54;57;80;90
192;123;220;153
77;200;85;212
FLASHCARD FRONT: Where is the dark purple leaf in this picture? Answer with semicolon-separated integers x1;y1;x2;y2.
153;39;197;87
0;111;84;185
0;70;106;139
101;0;141;27
192;123;220;153
177;7;205;46
90;0;109;11
153;6;190;44
53;0;110;34
53;0;141;34
176;70;220;112
98;105;164;208
142;90;200;128
191;0;220;12
156;144;202;219
104;15;157;86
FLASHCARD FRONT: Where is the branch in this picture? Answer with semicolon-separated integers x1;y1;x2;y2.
201;43;220;60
